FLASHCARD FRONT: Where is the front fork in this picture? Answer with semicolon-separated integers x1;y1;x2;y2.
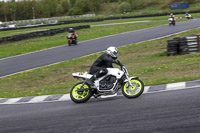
125;74;134;88
77;80;88;95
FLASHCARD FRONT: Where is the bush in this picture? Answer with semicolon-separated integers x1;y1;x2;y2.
67;9;74;16
128;0;146;10
118;2;131;13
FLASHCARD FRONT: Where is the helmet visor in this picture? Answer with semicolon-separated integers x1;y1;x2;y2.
113;51;118;57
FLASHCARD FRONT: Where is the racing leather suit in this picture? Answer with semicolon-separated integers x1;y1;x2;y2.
89;53;118;78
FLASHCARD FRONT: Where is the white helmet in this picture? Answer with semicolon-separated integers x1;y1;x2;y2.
106;46;118;58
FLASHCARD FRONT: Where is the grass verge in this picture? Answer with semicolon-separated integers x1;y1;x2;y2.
0;28;200;98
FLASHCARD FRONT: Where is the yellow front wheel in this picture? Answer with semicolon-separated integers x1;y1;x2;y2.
122;79;144;99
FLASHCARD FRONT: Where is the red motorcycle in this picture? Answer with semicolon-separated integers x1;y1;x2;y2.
67;33;77;46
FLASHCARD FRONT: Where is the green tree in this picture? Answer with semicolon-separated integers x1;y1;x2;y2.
0;2;9;21
69;0;76;7
56;4;64;15
128;0;145;10
61;0;70;14
41;0;51;17
73;0;90;15
88;0;101;14
118;2;131;13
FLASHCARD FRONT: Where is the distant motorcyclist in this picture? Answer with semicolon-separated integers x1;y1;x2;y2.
169;13;175;20
169;13;175;19
67;28;78;40
87;46;122;85
67;28;78;45
168;13;175;26
185;12;192;19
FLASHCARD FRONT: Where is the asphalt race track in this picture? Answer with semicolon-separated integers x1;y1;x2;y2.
0;87;200;133
0;19;200;77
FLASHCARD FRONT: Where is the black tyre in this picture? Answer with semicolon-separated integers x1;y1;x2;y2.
68;40;72;46
179;51;189;55
122;79;144;99
70;82;93;103
75;40;78;45
167;40;179;45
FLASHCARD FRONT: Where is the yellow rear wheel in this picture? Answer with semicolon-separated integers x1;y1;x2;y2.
70;82;92;103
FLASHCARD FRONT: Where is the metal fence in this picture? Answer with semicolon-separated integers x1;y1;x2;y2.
1;14;96;26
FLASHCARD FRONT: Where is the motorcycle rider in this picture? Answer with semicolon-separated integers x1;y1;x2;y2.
169;13;175;18
87;46;122;86
185;11;192;19
67;27;78;40
169;13;175;24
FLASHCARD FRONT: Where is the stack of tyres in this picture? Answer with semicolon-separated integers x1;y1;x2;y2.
167;36;200;56
178;37;189;55
167;40;179;56
186;36;198;53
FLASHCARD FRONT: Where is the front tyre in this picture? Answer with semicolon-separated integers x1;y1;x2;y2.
70;82;93;103
122;79;144;99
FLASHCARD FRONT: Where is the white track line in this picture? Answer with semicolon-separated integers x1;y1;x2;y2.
91;21;150;27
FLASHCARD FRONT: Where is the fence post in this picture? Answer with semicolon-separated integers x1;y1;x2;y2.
197;35;200;51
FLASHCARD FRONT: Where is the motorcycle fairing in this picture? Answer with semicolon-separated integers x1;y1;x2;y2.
72;72;92;79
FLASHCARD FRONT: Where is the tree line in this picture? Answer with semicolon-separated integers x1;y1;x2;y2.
0;0;103;22
0;0;198;22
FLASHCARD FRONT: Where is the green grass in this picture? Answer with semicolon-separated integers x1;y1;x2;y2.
0;28;200;98
100;1;200;17
0;21;169;59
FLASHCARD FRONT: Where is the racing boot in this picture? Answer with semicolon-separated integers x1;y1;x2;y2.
87;75;96;86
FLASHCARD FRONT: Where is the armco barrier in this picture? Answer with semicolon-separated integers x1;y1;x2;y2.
167;35;200;56
0;25;90;43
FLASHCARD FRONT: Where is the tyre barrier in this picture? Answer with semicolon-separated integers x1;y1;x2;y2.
0;25;90;43
167;35;200;56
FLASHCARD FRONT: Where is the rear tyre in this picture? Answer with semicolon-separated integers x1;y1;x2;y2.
122;79;144;99
70;82;93;103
